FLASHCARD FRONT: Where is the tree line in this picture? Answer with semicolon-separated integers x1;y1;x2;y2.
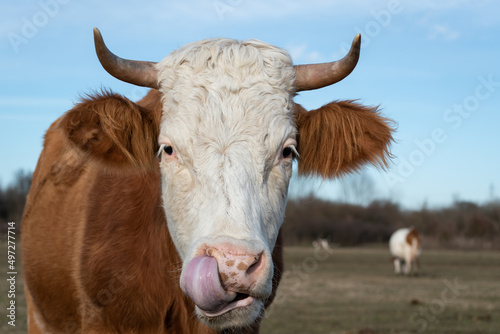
0;170;32;234
283;196;500;249
1;169;499;249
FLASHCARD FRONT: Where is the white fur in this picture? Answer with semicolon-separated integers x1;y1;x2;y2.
389;228;422;275
155;38;297;328
313;238;331;251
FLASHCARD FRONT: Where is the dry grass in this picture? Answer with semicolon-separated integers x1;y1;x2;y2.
1;239;499;333
262;246;500;334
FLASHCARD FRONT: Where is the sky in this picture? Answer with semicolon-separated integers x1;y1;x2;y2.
1;0;499;209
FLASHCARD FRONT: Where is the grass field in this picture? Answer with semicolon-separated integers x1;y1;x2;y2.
1;239;499;333
262;246;500;334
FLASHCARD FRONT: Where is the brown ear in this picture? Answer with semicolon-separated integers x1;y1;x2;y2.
61;91;161;169
295;100;394;178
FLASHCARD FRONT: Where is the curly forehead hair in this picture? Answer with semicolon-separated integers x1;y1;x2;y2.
156;38;296;94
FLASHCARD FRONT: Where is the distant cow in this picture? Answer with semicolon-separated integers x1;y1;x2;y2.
21;28;394;333
389;227;421;275
313;238;331;251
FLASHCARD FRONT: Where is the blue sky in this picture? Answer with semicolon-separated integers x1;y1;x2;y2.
1;0;499;209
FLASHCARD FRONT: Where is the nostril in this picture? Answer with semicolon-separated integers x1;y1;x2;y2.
246;252;263;276
203;246;267;290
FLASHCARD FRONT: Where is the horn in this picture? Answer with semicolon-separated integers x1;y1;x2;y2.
93;28;159;89
294;34;361;91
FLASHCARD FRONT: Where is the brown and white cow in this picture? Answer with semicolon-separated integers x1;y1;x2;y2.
389;227;422;275
21;28;394;333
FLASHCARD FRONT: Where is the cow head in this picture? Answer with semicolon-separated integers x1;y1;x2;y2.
76;28;393;329
406;228;422;261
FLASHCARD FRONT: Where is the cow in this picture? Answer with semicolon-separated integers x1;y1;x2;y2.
313;238;332;252
21;28;394;333
389;227;422;275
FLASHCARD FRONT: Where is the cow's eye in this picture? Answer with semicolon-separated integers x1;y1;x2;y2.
280;139;297;160
282;146;293;159
163;145;174;156
281;144;297;160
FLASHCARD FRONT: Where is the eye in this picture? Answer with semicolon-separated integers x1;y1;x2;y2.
158;143;176;161
282;146;293;159
163;145;174;156
280;139;298;160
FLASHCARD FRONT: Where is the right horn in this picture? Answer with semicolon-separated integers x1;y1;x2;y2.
294;34;361;91
93;28;159;89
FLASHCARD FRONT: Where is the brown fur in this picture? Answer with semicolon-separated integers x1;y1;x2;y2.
61;90;161;170
22;89;391;333
295;101;394;177
21;90;281;333
406;228;421;247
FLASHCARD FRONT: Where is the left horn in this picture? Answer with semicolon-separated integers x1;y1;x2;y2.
294;34;361;91
93;28;159;89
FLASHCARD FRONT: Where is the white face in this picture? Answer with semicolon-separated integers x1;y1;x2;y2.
156;38;297;328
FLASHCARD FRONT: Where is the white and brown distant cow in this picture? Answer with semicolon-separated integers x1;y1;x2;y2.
21;28;394;333
313;238;332;251
389;227;422;275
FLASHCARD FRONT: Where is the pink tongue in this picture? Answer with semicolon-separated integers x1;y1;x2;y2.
180;255;236;313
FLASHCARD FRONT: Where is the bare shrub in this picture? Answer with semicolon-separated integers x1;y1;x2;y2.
0;170;32;234
283;196;500;249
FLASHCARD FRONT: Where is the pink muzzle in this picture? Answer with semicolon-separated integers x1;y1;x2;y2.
180;247;266;317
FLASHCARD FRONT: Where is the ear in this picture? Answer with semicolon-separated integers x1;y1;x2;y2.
61;91;161;169
295;100;394;178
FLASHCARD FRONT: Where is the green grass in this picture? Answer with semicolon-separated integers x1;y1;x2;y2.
1;239;499;333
